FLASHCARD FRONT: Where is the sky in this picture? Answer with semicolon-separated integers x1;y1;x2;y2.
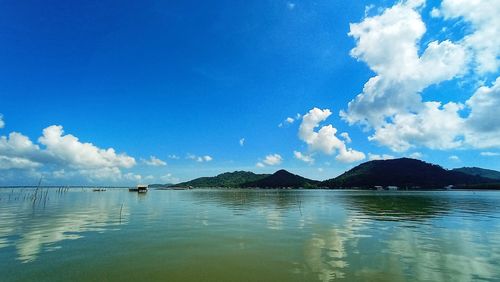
0;0;499;185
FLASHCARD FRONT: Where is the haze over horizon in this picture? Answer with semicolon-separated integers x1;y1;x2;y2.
1;0;499;185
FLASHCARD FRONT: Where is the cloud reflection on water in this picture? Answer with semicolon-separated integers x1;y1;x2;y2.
0;189;129;263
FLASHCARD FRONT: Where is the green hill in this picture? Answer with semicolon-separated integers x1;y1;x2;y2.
173;171;269;188
321;158;495;189
148;183;173;188
241;169;319;188
452;167;500;180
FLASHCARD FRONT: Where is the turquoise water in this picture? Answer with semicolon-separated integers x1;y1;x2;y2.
0;189;499;281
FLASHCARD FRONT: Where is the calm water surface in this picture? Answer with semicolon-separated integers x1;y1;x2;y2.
0;189;499;281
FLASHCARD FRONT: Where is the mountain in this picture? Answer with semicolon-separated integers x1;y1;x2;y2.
321;158;495;189
241;169;319;188
148;183;173;188
173;171;269;188
452;167;500;180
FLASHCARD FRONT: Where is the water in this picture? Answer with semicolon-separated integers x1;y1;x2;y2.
1;188;499;281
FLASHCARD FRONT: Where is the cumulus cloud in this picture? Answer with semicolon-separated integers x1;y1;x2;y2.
464;77;500;148
449;155;460;161
257;154;283;167
368;153;395;161
168;154;180;160
124;172;142;182
408;152;423;159
439;0;500;74
187;154;213;162
263;154;282;165
340;132;351;143
480;152;500;157
39;125;135;169
142;156;167;166
293;151;314;164
342;1;467;128
0;124;137;182
278;116;296;128
369;102;465;152
0;114;4;129
200;155;213;162
161;173;180;184
0;156;41;170
341;0;500;152
0;132;44;170
299;108;365;163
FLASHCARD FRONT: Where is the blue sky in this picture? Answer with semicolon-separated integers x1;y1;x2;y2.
0;0;499;185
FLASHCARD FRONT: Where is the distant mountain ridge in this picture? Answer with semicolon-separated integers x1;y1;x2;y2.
452;167;500;180
152;158;500;189
241;169;319;188
173;171;269;188
321;158;496;189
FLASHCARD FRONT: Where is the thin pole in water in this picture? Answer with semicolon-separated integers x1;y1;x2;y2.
120;203;124;224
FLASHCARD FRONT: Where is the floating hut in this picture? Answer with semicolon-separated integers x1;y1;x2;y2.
137;184;148;193
129;184;148;193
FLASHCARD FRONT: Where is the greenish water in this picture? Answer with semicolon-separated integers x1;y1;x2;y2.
0;189;499;281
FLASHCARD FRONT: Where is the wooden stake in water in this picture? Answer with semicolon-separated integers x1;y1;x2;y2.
120;203;124;224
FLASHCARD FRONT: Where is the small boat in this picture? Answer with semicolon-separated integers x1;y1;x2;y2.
93;188;106;192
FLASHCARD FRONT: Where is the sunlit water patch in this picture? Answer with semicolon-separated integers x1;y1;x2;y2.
0;189;499;281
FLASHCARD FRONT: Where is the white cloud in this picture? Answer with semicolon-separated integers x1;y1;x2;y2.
256;154;283;167
0;156;41;170
439;0;500;74
142;156;167;166
0;114;4;129
408;152;423;159
369;102;465;152
0;132;45;170
39;125;135;169
449;155;460;161
160;173;179;184
341;1;500;153
0;132;41;157
263;154;283;166
124;172;142;182
168;154;180;160
239;138;245;146
0;124;137;182
368;153;395;161
278;116;296;128
464;77;500;148
299;108;365;163
293;151;314;164
340;132;351;143
201;155;213;162
52;169;66;179
430;7;441;18
480;152;500;157
186;154;213;162
342;1;467;129
287;2;296;10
